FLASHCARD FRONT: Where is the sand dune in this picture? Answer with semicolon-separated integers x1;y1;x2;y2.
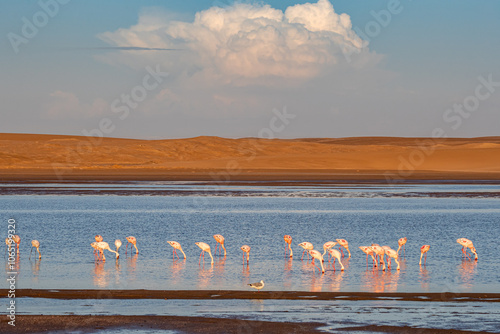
1;133;499;181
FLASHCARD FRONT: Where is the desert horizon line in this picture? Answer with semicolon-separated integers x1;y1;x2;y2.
2;132;500;142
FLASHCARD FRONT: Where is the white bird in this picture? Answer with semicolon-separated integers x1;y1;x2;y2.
115;239;122;252
298;242;314;261
248;280;265;292
195;242;214;265
322;241;337;261
328;249;345;271
95;242;119;262
309;249;325;273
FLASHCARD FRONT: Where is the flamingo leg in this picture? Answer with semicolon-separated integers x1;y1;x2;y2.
29;247;33;260
301;250;305;260
339;247;344;258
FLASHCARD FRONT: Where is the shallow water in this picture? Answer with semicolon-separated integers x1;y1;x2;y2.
6;297;500;333
1;182;499;292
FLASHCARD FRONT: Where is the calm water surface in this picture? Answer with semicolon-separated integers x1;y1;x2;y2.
1;182;499;293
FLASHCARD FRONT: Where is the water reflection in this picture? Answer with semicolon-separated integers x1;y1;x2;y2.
126;254;138;282
30;259;41;283
329;270;345;291
360;266;400;292
93;262;107;288
419;266;431;290
214;256;226;277
197;262;214;289
309;272;325;292
458;259;477;288
283;259;294;290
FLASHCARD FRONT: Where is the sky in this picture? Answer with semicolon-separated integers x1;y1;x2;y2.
1;0;499;139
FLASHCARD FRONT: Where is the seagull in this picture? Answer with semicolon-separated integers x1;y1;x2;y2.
248;280;265;292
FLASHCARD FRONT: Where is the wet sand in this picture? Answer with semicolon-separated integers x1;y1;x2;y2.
2;315;494;334
0;315;324;333
5;289;500;302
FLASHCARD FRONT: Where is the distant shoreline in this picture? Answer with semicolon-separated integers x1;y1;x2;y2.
2;168;500;183
5;289;500;302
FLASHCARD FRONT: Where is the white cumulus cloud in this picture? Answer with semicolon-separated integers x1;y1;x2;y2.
97;0;377;83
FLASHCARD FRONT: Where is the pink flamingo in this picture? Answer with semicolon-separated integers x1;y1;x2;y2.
298;242;314;261
125;236;139;254
95;241;119;262
370;245;386;271
167;241;187;260
457;238;478;261
385;248;400;270
91;242;101;260
322;241;337;261
397;237;407;256
382;246;392;266
12;235;21;254
419;245;430;265
328;249;345;271
213;234;226;256
29;240;41;260
359;246;376;265
195;242;214;265
336;239;351;258
309;250;325;273
241;245;251;264
115;239;122;252
284;235;293;258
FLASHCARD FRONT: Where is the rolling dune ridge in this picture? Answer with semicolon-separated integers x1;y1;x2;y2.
1;133;499;181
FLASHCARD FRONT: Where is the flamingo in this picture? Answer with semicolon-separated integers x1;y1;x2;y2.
419;245;430;265
322;241;337;261
370;245;386;271
90;242;101;260
195;242;214;265
309;250;325;273
95;241;119;261
298;242;314;261
213;234;226;256
12;235;21;254
115;239;122;252
248;280;265;292
397;237;407;256
167;241;186;259
385;248;400;270
29;240;41;260
457;238;478;261
382;246;392;266
241;245;251;264
95;235;103;242
328;249;345;271
125;236;139;254
283;235;293;258
336;239;351;258
359;246;376;265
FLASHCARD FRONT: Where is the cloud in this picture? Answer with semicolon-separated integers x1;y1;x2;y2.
45;91;107;119
97;0;379;84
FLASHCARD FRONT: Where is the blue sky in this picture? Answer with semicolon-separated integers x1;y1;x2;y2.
1;0;499;139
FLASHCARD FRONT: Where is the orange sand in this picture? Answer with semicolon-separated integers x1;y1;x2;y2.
1;133;499;181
